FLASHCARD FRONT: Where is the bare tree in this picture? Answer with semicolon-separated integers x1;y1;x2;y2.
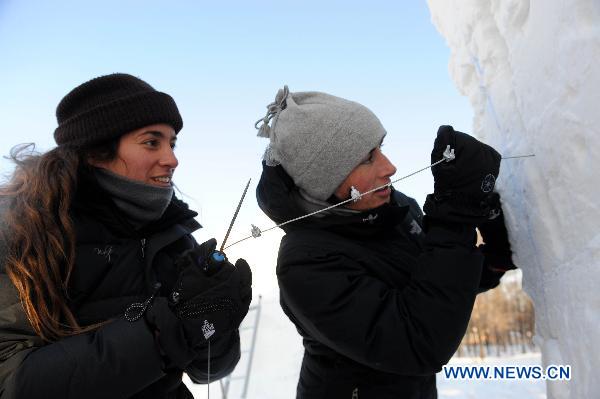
456;272;536;358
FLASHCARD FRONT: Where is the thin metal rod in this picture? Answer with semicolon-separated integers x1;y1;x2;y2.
502;154;535;159
220;179;251;252
220;377;229;399
207;340;211;399
241;295;262;398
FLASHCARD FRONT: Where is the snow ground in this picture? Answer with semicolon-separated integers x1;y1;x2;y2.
187;298;546;399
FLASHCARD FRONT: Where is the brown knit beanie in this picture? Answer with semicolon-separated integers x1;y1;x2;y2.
54;73;183;147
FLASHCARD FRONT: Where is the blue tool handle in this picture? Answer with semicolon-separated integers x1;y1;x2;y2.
212;251;226;262
204;250;227;275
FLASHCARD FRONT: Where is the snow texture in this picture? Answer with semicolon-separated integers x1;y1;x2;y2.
426;1;600;398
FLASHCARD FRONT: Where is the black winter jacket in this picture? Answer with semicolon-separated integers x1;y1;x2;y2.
0;171;240;398
257;162;504;399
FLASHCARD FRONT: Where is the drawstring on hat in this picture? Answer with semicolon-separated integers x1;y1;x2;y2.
255;85;289;138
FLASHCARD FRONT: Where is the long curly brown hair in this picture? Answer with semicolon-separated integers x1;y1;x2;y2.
1;141;118;342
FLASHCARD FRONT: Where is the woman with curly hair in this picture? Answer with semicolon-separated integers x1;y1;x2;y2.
0;73;252;398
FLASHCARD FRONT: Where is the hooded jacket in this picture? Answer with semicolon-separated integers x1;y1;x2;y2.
257;162;504;399
0;170;240;399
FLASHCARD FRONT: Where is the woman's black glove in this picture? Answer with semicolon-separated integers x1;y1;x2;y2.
170;238;252;331
143;238;252;370
423;125;502;225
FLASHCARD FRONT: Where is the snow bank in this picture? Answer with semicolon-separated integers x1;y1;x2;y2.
426;1;600;398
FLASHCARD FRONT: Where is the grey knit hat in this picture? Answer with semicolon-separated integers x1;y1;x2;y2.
256;86;386;200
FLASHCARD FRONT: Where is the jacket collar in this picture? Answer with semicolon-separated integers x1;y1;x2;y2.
73;166;200;238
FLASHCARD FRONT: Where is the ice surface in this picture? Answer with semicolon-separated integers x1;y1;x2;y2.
426;1;600;397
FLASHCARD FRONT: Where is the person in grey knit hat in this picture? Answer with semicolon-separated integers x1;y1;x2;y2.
255;86;511;399
257;85;388;202
0;73;252;398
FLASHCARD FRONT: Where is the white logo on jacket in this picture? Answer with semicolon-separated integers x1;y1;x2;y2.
202;320;215;339
362;214;378;224
481;174;496;193
409;220;422;235
94;246;113;262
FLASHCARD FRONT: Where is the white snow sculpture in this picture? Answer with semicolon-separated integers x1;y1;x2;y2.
426;1;600;398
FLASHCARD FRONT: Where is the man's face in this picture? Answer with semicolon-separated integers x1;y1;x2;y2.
334;146;397;211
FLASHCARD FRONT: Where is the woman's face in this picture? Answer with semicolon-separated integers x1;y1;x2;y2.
334;146;397;211
91;123;178;187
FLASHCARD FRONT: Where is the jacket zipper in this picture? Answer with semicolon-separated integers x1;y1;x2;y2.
140;238;147;258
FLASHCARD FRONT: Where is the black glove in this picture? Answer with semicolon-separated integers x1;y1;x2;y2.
170;239;252;330
478;195;517;272
423;125;502;225
143;238;252;369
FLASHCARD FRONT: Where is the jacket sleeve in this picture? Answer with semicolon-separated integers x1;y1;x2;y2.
403;192;505;294
277;223;482;376
1;318;167;399
0;273;44;391
477;257;507;293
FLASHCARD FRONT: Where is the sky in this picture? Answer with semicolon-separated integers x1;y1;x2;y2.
0;0;474;299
